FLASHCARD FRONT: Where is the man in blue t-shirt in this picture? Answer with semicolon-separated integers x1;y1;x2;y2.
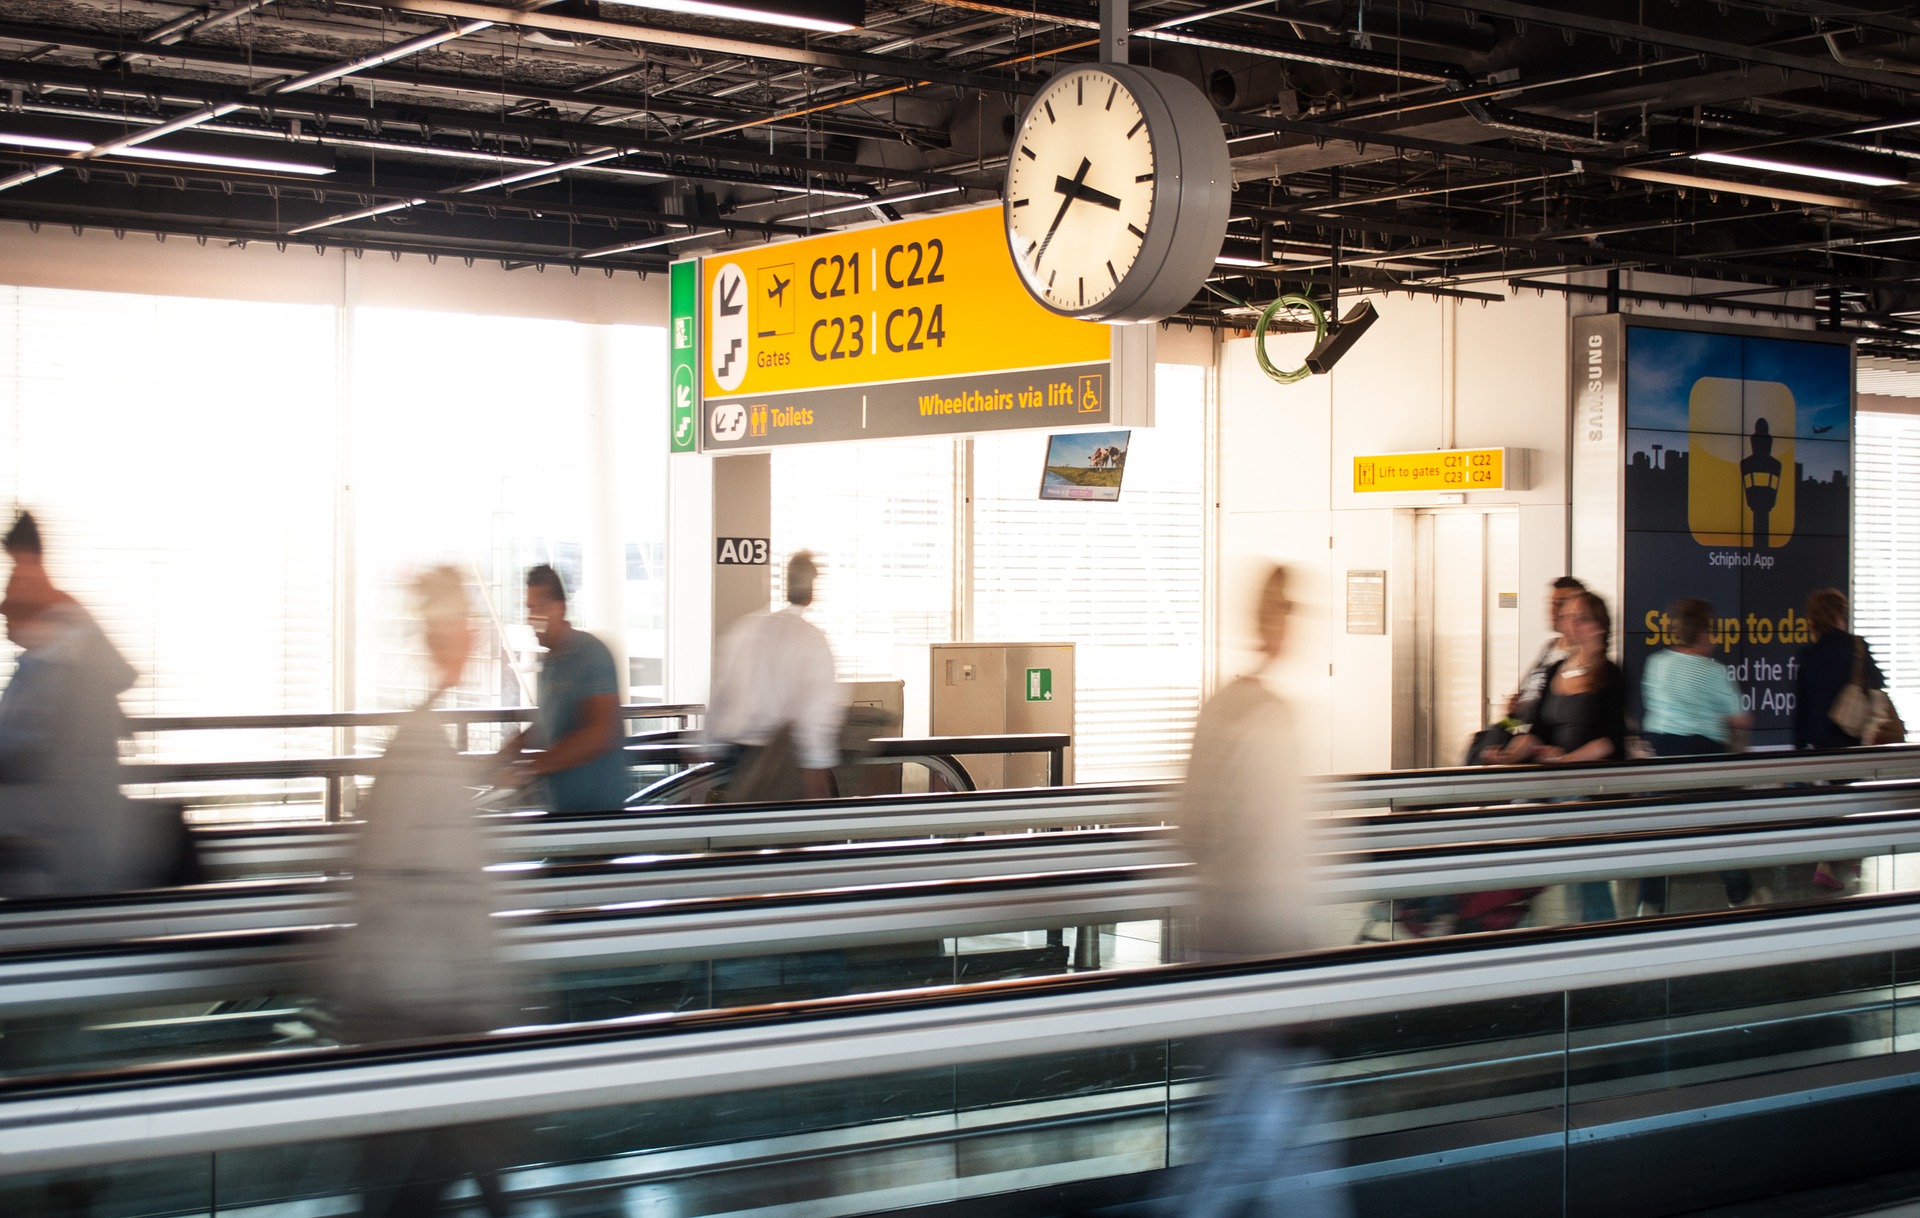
495;564;629;814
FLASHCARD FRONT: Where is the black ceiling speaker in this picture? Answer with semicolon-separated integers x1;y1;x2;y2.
1305;301;1380;375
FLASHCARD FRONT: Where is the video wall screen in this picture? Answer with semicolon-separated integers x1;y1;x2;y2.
1621;325;1851;746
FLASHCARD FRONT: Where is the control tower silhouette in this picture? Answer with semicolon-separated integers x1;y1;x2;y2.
1741;418;1783;548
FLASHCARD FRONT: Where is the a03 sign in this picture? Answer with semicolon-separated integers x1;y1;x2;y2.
715;537;770;565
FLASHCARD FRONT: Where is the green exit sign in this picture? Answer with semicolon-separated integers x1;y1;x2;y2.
1024;668;1053;702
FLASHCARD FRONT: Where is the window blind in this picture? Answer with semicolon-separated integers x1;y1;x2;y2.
971;365;1207;782
1855;410;1920;716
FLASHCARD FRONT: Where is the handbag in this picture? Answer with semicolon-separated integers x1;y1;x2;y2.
1828;638;1899;742
1464;723;1513;766
1871;697;1908;746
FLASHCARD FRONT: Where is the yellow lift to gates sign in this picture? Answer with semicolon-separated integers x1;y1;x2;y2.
1352;448;1510;493
699;205;1110;400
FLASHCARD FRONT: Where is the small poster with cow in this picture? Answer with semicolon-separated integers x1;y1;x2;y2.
1040;430;1131;502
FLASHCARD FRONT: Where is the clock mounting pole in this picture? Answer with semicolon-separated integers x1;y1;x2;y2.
1099;0;1128;64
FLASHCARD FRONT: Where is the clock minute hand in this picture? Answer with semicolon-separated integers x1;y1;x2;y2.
1035;156;1094;269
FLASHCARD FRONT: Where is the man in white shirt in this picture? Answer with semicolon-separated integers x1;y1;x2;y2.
706;551;846;800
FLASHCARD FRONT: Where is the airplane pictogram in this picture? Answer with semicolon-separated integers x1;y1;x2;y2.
755;262;796;338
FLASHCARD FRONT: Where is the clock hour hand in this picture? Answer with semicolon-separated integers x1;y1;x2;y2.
1053;176;1123;211
1035;156;1093;269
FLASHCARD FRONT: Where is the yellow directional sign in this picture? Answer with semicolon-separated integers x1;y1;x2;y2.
700;205;1109;401
1353;448;1511;493
679;205;1152;451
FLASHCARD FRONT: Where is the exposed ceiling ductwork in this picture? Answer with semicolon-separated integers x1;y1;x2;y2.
0;0;1916;349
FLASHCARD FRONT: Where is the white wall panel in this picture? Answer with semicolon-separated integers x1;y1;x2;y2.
1216;289;1572;774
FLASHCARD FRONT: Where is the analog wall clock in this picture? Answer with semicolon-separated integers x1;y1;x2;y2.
1003;62;1231;323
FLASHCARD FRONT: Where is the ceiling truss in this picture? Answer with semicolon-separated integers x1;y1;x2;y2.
0;0;1918;349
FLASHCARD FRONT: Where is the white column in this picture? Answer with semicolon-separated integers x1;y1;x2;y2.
664;453;715;705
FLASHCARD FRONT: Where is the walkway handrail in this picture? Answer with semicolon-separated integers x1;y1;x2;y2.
122;732;1073;820
1308;742;1920;811
125;704;704;733
23;797;1920;953
122;734;1068;787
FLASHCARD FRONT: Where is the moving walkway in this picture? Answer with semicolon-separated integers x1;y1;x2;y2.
9;808;1920;1079
185;743;1920;882
21;769;1920;956
6;889;1920;1218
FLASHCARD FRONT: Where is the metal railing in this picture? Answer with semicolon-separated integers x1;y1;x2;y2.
119;705;703;821
119;707;1069;820
126;703;706;751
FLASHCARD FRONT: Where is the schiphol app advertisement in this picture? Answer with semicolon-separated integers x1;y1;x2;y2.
674;206;1117;451
1621;325;1851;744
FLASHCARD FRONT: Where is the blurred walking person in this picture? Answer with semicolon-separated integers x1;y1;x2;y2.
1795;588;1900;892
1487;591;1628;920
1468;576;1585;763
1795;588;1894;750
1637;597;1754;912
1165;564;1352;1218
1486;591;1627;767
0;511;156;897
323;567;529;1216
495;564;629;814
707;551;847;801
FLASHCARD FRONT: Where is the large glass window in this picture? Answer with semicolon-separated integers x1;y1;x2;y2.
768;438;957;681
0;283;668;781
972;365;1208;782
0;285;338;764
348;310;665;713
1856;410;1920;715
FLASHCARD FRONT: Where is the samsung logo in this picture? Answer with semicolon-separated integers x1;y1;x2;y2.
1584;333;1606;442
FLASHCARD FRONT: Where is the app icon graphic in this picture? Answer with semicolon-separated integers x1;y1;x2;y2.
1687;376;1794;548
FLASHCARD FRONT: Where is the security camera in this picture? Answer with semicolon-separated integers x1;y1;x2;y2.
1305;300;1379;375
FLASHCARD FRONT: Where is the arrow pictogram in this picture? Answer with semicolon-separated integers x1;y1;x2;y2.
718;273;743;317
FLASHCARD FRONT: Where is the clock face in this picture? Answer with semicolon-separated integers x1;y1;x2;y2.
1005;68;1157;316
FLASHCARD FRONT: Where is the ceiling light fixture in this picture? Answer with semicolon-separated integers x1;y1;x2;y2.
1694;149;1906;188
579;187;959;259
597;0;861;34
1215;255;1268;268
0;125;336;177
779;186;960;224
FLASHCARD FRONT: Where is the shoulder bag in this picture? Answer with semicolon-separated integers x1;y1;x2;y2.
1828;638;1902;743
